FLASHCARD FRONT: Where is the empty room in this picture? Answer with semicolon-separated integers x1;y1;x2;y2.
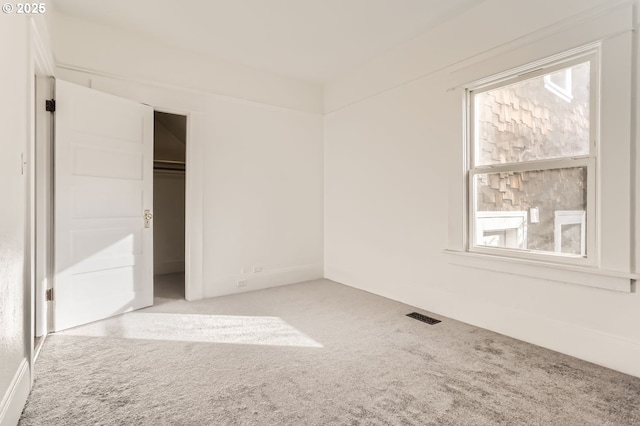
2;0;640;424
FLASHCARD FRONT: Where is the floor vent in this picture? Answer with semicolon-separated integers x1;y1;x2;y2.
407;312;441;325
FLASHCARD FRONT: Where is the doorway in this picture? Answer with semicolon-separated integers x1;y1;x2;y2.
153;111;187;302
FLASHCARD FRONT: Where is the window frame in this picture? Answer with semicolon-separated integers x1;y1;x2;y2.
465;50;599;267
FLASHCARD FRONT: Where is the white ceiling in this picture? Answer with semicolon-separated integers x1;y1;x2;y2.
52;0;483;83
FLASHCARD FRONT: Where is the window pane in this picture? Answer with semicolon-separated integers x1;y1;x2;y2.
474;167;587;256
474;61;590;166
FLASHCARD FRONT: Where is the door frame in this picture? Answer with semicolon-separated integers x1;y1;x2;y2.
33;76;53;341
30;19;55;368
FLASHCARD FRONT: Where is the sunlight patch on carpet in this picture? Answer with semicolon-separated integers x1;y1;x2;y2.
60;313;323;348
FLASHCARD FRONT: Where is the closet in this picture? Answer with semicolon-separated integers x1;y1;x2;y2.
153;111;187;300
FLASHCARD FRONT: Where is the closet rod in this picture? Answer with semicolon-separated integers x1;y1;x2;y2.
154;168;186;174
154;159;185;165
154;159;186;173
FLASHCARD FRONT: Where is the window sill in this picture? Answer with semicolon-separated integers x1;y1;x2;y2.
443;249;637;293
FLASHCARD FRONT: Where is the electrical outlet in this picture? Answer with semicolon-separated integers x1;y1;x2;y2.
253;266;263;273
237;279;248;287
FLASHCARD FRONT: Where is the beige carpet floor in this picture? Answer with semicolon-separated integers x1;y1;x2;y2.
19;278;640;425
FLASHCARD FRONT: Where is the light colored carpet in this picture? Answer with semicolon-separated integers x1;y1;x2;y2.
20;279;640;425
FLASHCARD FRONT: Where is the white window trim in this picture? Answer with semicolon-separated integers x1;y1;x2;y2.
444;13;636;293
466;51;598;268
443;249;637;293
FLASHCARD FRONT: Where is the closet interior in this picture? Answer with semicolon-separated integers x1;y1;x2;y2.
153;111;187;300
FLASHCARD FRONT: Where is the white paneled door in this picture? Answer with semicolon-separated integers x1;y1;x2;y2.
54;80;154;331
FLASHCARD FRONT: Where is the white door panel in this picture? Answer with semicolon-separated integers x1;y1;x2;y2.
72;146;144;180
54;79;153;331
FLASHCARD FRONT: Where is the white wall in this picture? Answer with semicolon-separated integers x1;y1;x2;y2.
324;0;640;377
203;96;324;297
0;12;42;426
0;13;28;423
52;13;324;299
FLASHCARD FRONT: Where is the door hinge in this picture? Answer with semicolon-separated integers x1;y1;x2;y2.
45;99;56;112
46;288;54;302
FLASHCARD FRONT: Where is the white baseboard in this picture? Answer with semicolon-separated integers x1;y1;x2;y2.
206;263;323;298
432;295;640;378
326;272;640;378
154;260;185;275
0;358;30;426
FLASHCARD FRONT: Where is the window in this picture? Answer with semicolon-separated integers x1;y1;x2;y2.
476;211;528;249
447;26;635;291
467;52;597;263
554;210;586;256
